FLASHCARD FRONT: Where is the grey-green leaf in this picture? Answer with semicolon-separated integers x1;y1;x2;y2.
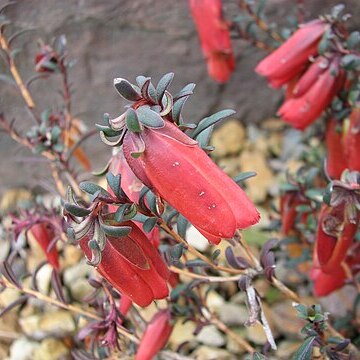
233;171;257;184
191;109;236;138
64;203;91;217
114;78;141;101
177;214;189;239
143;217;157;233
101;224;132;238
126;108;142;133
291;337;316;360
156;72;174;103
106;173;121;199
80;181;110;196
136;106;165;128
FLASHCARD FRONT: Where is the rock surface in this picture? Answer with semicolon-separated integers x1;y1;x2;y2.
1;0;358;193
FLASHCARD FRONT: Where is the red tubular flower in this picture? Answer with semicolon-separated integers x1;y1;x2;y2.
315;204;359;274
255;20;327;88
277;56;345;130
109;151;160;247
189;0;235;83
325;118;347;179
28;223;59;270
79;221;169;307
344;107;360;172
136;309;173;360
119;294;132;317
123;120;260;245
311;242;360;296
35;44;59;73
310;257;347;297
280;191;307;235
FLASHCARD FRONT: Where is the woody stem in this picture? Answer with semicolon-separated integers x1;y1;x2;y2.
159;221;245;275
201;308;255;353
0;276;140;344
239;0;283;43
169;266;242;282
0;33;35;109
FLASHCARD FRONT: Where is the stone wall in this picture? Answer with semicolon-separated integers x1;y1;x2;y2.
0;0;358;192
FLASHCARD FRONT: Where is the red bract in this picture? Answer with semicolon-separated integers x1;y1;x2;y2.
189;0;235;83
79;221;169;307
255;20;327;88
315;204;359;274
136;309;173;360
109;151;160;247
325;118;347;179
344;107;360;172
28;223;59;270
277;56;345;130
123;120;260;245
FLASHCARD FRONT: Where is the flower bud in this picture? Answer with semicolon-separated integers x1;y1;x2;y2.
28;223;59;270
136;309;173;360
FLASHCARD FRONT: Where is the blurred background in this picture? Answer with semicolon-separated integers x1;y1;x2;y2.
0;0;359;195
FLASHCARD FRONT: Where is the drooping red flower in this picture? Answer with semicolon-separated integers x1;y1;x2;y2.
28;223;59;270
255;20;327;88
310;255;347;297
311;242;360;296
325;118;347;179
280;191;308;235
119;294;132;317
277;56;345;130
35;44;59;73
136;309;173;360
79;221;169;307
314;204;359;274
344;107;360;172
123;120;260;245
109;151;160;247
189;0;235;83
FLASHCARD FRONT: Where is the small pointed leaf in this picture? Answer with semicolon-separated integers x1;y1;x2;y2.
106;173;121;199
64;203;91;217
100;223;132;238
126;108;142;132
114;78;141;101
192;109;236;138
156;72;174;103
291;336;316;360
177;214;189;239
233;171;257;184
136;106;165;128
143;217;157;233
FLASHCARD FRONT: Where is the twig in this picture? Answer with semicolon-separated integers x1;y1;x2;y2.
66;128;97;162
202;308;255;353
236;229;262;271
271;277;300;302
0;33;35;108
1;276;139;344
239;0;283;43
159;221;245;275
169;266;242;283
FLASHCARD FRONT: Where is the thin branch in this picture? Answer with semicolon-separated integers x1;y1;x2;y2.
0;33;35;108
0;276;140;344
202;308;255;353
159;221;245;275
66;128;97;162
169;266;242;283
239;0;283;43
